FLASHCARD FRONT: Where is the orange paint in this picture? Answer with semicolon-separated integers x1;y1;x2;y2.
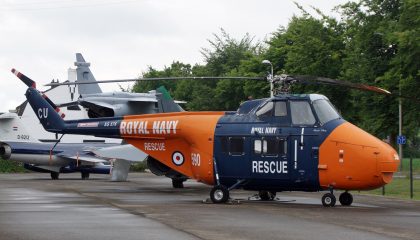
319;122;399;190
120;111;225;185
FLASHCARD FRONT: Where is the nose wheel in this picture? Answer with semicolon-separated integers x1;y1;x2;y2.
339;191;353;206
258;190;276;201
321;190;353;207
321;193;336;207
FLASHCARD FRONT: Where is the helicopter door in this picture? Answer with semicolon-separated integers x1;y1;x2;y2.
250;137;289;180
289;101;318;186
250;100;290;180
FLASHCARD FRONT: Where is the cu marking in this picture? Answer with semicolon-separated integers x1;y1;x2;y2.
37;108;48;119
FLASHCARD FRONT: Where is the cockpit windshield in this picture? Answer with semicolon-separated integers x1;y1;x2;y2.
312;99;341;125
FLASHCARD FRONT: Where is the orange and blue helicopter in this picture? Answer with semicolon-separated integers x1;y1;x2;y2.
14;69;400;207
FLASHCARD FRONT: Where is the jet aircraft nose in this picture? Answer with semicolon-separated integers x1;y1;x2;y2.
319;122;400;191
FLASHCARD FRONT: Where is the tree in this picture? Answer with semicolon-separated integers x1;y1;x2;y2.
339;0;419;144
265;5;350;115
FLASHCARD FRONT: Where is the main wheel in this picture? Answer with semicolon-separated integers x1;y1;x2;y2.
210;185;229;204
258;190;276;201
339;192;353;206
50;172;59;180
172;178;184;188
81;172;90;180
321;193;336;207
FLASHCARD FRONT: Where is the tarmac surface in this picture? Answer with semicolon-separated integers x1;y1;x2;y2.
0;172;419;240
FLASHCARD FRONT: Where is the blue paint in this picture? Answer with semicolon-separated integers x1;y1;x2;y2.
397;135;406;145
214;94;345;192
5;141;117;175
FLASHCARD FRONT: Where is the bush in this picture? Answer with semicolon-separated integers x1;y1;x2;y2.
129;161;148;172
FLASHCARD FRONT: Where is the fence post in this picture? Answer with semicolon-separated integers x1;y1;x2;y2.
410;157;413;199
382;186;385;196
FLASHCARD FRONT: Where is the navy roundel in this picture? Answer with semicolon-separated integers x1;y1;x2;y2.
172;151;184;166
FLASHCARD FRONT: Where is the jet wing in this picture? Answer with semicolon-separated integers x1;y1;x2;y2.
56;152;108;164
126;97;158;103
91;144;148;162
0;112;18;120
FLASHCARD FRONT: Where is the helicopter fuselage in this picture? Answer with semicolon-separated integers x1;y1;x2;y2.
26;87;399;193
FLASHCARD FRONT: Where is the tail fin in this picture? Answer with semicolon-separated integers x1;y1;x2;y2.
156;86;184;112
25;88;65;133
75;53;102;94
0;112;39;142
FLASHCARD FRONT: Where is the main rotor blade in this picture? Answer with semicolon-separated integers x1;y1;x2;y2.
290;75;391;95
44;76;265;86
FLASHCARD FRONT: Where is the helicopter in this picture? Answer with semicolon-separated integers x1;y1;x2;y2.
15;69;400;207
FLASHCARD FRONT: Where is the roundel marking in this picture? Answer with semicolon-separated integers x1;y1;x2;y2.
172;151;185;166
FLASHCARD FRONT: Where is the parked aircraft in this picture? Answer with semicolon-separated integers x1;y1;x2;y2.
2;54;187;186
16;70;400;206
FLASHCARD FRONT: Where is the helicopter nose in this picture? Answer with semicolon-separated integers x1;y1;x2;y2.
319;122;400;190
377;143;400;184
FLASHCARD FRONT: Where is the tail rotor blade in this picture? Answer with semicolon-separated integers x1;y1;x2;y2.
12;68;66;118
11;68;36;88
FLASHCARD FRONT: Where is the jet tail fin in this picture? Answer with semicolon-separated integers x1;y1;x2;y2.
0;112;38;142
156;86;184;113
75;53;102;94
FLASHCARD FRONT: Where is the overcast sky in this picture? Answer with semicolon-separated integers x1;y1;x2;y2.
0;0;349;112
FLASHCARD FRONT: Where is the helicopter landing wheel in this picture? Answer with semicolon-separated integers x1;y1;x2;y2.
258;190;276;201
50;172;59;180
339;191;353;206
81;172;90;180
172;178;184;188
321;193;336;207
210;185;229;204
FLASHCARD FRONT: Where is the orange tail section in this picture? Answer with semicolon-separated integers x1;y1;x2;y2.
120;112;225;185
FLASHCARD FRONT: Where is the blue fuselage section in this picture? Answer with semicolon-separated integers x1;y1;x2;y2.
213;95;345;192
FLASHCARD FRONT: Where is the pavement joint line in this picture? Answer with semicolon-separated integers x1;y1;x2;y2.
63;185;206;240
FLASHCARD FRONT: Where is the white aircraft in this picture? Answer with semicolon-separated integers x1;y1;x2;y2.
0;54;146;180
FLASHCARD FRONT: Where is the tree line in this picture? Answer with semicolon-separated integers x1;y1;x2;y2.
132;0;419;151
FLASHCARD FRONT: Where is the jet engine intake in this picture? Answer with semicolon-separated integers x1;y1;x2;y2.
0;143;12;160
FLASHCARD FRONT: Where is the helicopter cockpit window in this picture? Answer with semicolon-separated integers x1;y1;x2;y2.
256;101;273;118
290;101;316;125
312;99;341;125
274;101;287;117
256;101;288;118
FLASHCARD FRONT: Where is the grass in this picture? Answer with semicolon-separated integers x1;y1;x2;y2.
360;158;420;200
0;158;28;173
399;158;420;175
364;178;420;200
